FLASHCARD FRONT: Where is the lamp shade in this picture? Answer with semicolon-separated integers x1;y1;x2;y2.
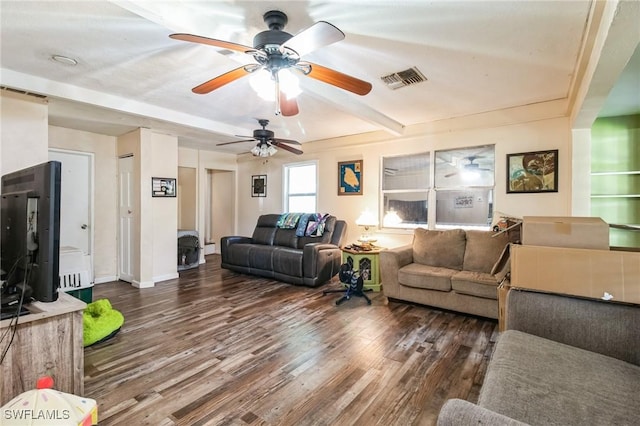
356;210;378;228
383;210;402;226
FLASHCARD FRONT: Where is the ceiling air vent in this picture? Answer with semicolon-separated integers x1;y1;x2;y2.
380;67;427;90
1;86;47;99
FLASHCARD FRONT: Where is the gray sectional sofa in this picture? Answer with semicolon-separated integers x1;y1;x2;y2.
438;288;640;425
220;214;346;287
380;228;511;319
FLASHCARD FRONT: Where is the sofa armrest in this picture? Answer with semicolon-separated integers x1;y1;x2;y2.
380;244;413;292
220;236;251;260
303;243;342;283
437;399;530;426
506;289;640;365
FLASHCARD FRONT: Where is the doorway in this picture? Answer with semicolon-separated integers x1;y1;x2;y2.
48;149;94;281
205;169;234;254
118;155;135;283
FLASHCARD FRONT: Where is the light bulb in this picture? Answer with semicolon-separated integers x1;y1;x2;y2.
249;69;301;101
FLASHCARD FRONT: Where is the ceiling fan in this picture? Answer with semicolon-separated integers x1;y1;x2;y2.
444;155;492;178
217;119;303;157
169;10;372;116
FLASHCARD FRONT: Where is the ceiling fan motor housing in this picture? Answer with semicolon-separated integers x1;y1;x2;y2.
253;10;293;50
253;128;274;140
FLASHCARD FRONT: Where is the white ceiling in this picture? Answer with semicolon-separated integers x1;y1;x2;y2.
1;1;637;155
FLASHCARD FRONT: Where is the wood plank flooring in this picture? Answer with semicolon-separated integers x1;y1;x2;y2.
85;255;498;425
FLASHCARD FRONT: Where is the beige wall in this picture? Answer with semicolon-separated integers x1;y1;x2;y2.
48;126;118;283
1;91;48;177
236;116;572;248
147;130;179;283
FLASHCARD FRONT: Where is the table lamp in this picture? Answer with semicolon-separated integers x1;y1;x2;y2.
355;210;379;247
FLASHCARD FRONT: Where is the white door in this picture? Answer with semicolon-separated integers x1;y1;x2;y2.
118;155;135;283
48;150;93;259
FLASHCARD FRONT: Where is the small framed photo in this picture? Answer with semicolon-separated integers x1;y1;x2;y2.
507;149;558;193
338;160;363;195
152;177;176;197
252;175;267;197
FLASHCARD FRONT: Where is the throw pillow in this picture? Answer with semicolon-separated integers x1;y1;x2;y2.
463;230;509;273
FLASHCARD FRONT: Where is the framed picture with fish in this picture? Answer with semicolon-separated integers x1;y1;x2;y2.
338;160;363;195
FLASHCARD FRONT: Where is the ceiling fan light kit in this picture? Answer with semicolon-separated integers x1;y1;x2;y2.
169;10;372;117
218;119;303;157
251;143;278;157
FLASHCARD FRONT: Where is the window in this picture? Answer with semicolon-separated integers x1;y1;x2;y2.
381;153;430;229
434;145;495;228
284;161;317;212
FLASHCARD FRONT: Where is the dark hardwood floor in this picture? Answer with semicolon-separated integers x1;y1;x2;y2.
85;255;498;425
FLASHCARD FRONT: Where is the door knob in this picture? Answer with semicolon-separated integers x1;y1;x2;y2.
81;224;88;230
128;210;132;214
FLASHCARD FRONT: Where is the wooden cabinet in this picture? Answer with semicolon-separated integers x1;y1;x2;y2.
1;293;86;404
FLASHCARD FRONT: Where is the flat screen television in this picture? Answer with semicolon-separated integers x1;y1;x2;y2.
1;161;62;305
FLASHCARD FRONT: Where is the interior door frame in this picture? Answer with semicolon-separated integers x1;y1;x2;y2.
117;154;135;283
48;148;95;278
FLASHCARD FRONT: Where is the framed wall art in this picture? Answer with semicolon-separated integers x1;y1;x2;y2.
338;160;363;195
507;149;558;193
252;175;267;197
152;177;176;197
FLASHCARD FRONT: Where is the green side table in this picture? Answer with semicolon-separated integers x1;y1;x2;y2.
341;246;384;292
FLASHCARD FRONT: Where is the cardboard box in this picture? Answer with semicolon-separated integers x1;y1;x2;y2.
522;216;609;250
510;244;640;304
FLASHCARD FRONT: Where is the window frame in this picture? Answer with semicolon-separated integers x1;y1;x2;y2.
283;160;318;213
379;146;496;232
379;152;431;230
434;144;495;230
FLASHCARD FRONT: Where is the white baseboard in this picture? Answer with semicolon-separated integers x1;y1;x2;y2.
204;243;216;255
132;280;154;288
94;275;118;285
153;273;179;284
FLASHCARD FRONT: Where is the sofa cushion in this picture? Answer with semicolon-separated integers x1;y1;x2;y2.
412;228;466;270
226;244;253;267
274;228;299;248
251;214;280;245
272;247;304;277
398;263;455;291
451;271;498;299
248;245;274;270
463;230;509;273
479;330;640;426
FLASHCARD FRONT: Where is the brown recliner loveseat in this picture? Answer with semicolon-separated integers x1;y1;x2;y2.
220;213;347;287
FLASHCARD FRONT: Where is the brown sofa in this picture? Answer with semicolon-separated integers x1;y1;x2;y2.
380;228;510;319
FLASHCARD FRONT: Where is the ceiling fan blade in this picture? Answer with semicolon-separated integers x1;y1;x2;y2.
169;33;254;54
279;91;299;117
444;171;459;178
304;62;372;96
281;21;344;57
192;66;250;94
272;141;303;155
216;139;256;146
272;137;301;146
